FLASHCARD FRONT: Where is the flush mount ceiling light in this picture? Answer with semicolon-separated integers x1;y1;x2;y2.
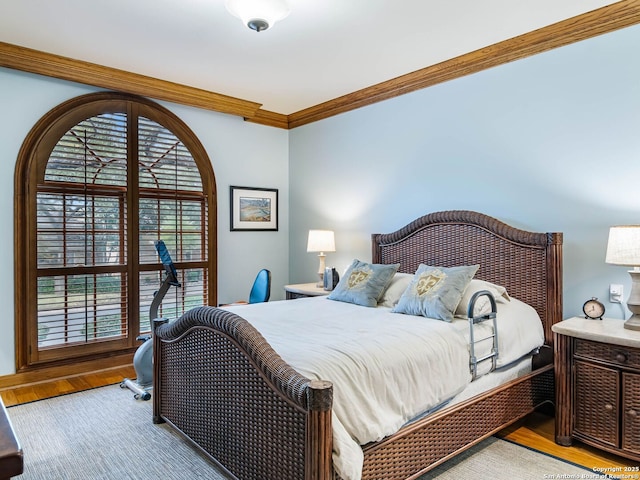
225;0;290;32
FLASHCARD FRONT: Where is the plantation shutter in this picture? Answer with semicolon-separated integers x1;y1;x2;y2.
37;113;129;349
30;97;211;366
137;116;208;331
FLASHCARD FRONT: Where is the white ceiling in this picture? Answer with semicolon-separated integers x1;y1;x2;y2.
0;0;618;115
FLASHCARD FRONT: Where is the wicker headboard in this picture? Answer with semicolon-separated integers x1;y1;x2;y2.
372;210;563;345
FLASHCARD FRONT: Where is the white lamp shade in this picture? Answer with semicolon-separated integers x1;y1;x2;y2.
606;225;640;266
307;230;335;253
225;0;290;30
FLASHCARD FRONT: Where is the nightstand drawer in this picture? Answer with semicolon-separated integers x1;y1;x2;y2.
574;360;619;448
622;372;640;455
284;283;329;300
575;338;640;369
286;291;311;300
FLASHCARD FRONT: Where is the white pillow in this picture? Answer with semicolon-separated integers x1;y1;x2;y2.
378;272;413;308
454;279;510;318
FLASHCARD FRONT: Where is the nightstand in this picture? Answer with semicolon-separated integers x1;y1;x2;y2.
553;316;640;460
284;283;329;300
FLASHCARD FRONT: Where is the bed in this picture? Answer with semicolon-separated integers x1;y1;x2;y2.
152;210;563;480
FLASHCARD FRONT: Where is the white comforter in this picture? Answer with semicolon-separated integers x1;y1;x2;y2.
223;296;543;480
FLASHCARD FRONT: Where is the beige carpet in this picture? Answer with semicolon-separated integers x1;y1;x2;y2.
426;437;592;479
7;385;593;479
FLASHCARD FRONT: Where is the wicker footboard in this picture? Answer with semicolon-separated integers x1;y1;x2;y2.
153;306;333;480
352;364;554;480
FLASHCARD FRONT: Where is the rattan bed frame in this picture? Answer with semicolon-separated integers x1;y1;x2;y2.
152;210;563;480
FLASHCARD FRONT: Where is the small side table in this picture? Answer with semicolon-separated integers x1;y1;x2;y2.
284;283;330;300
553;316;640;460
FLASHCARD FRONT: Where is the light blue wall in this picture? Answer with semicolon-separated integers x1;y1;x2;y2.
0;68;289;375
289;24;640;323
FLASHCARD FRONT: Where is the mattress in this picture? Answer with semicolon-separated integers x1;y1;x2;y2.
222;295;544;480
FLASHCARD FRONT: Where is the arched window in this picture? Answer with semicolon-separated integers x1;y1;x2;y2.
15;92;216;370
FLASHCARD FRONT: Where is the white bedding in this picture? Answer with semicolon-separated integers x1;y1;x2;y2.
222;295;544;480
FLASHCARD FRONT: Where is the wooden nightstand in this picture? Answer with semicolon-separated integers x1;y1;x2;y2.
284;283;330;300
553;316;640;460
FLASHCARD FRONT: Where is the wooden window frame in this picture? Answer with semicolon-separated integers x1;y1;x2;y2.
14;91;217;372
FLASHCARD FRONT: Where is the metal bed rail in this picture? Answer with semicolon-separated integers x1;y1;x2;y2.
467;290;499;380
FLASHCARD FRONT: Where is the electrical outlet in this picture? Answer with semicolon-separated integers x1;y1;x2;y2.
610;283;624;303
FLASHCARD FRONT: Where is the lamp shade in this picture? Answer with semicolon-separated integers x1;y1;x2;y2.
225;0;290;32
605;226;640;266
307;230;335;253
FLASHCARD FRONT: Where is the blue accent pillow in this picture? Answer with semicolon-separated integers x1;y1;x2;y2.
327;259;400;307
392;264;479;321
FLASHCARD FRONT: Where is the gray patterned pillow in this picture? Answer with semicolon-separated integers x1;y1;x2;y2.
327;259;400;307
392;264;479;321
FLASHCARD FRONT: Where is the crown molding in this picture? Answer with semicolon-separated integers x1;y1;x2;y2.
287;0;640;128
244;108;290;129
1;0;639;130
0;41;264;120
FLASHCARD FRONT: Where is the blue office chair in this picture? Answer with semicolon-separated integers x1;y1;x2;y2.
248;268;271;304
222;269;271;306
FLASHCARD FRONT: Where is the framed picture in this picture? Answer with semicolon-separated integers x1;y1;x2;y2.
230;186;278;231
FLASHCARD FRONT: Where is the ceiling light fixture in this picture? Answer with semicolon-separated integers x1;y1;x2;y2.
225;0;290;32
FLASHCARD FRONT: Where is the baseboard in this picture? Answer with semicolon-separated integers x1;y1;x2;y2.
0;353;134;389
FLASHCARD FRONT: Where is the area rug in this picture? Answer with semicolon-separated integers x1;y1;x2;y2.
7;385;594;479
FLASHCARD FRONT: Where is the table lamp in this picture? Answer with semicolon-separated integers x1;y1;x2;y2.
307;230;335;287
605;225;640;330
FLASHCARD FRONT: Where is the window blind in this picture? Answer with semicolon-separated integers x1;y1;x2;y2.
34;108;208;355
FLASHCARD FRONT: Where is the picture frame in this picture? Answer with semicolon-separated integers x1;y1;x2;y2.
230;186;278;231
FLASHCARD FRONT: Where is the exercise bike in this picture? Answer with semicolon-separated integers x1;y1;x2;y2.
121;240;180;400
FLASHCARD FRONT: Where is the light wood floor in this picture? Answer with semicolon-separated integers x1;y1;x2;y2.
1;367;639;472
496;412;639;471
0;365;136;407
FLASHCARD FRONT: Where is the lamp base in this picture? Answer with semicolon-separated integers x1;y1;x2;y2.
316;253;326;288
624;314;640;331
624;271;640;330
